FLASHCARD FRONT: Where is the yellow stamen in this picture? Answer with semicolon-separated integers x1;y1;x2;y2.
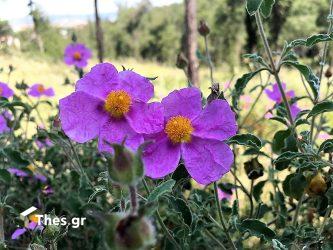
27;164;36;173
104;90;132;118
73;51;82;60
165;115;193;144
28;214;39;223
37;84;45;93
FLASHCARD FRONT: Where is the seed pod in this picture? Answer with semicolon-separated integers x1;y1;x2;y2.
244;157;264;180
198;20;210;36
105;213;155;250
176;52;188;69
306;173;327;196
108;144;144;186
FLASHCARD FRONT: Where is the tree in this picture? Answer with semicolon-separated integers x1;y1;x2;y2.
94;0;104;62
184;0;199;87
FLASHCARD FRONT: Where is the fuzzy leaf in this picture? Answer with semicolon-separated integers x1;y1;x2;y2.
284;61;319;99
2;148;29;167
319;139;333;153
260;0;275;18
253;181;266;202
307;101;333;118
246;0;263;15
325;188;333;205
228;134;262;149
0;169;11;184
148;179;175;202
238;219;276;240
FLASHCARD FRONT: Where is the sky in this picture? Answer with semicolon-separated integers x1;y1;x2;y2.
0;0;181;29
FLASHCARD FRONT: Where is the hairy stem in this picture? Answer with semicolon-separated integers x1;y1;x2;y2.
292;192;305;227
142;179;181;250
213;182;237;250
254;11;294;127
129;185;138;215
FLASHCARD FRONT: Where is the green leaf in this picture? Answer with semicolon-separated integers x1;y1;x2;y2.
272;239;287;250
272;129;297;154
238;219;276;240
307;101;333;118
228;134;262;149
260;0;275;18
319;139;333;153
273;151;305;164
2;148;29;167
169;197;192;227
289;174;306;200
0;169;11;184
287;34;333;49
246;0;263;15
253;181;266;202
148;179;175;202
284;61;319;99
326;188;333;205
232;69;267;110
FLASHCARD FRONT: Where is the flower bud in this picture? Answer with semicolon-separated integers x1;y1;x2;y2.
325;67;332;78
244;157;264;180
306;173;327;196
176;52;188;69
198;20;210;36
105;214;155;250
108;144;144;186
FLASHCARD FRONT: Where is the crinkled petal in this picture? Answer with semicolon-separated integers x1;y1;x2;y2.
59;91;107;143
290;103;301;119
192;99;237;141
76;63;119;99
181;137;234;185
117;70;154;102
162;87;202;120
98;118;144;153
143;135;181;179
11;228;27;240
0;115;9;133
75;59;88;68
126;101;164;134
44;88;55;97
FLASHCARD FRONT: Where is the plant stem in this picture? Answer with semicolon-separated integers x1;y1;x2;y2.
292;192;305;227
0;207;4;243
213;182;237;250
319;205;332;235
249;179;254;218
129;185;138;215
204;229;227;250
310;0;333;142
142;179;181;250
254;11;294;127
204;35;214;84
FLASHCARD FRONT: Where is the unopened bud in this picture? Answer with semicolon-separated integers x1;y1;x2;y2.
244;157;264;180
176;52;188;69
325;67;333;78
105;214;155;250
306;173;327;196
108;144;144;186
198;20;210;36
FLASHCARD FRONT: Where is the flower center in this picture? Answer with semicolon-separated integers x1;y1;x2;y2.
165;115;193;144
0;87;3;96
37;85;45;93
104;90;132;118
73;51;82;60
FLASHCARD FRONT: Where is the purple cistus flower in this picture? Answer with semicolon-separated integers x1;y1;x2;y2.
11;221;43;240
0;82;14;98
290;103;301;119
28;84;55;97
59;63;164;152
0;114;9;133
142;87;237;185
8;168;28;177
64;43;92;68
265;83;295;103
36;138;53;149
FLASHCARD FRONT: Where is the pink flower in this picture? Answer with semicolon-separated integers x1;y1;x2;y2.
240;95;253;110
0;114;9;133
318;132;331;140
265;83;295;103
0;82;14;98
28;84;55;97
64;43;92;68
142;87;237;185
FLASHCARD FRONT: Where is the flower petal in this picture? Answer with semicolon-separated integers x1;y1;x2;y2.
162;87;202;120
76;63;119;99
126;101;164;134
0;82;14;98
181;137;234;185
192;99;237;141
142;135;181;179
59;91;107;143
117;70;154;102
11;228;27;240
98;118;144;153
0;115;9;133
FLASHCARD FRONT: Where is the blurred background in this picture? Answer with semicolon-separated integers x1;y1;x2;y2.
0;0;331;111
